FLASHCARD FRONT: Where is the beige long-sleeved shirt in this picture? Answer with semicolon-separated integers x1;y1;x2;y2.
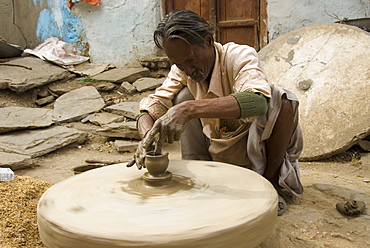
140;42;273;166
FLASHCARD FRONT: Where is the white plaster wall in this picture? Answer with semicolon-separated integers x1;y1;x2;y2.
66;0;369;68
267;0;370;40
70;0;162;68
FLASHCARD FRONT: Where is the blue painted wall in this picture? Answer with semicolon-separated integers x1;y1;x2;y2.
32;0;86;51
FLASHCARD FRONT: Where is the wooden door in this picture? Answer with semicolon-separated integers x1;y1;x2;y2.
162;0;267;50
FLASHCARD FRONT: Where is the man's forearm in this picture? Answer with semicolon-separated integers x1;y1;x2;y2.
184;95;241;120
137;114;154;139
137;92;267;139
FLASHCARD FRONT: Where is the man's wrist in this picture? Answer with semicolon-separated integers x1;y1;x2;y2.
137;110;150;121
136;111;151;130
136;112;154;139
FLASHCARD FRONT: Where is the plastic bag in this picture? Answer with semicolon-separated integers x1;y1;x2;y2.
24;37;89;66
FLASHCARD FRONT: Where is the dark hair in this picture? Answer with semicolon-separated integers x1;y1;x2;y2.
154;9;216;49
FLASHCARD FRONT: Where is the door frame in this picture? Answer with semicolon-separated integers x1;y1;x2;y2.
161;0;268;50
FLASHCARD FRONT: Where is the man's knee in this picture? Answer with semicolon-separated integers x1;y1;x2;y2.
280;94;293;118
173;87;194;105
281;93;292;107
275;94;294;135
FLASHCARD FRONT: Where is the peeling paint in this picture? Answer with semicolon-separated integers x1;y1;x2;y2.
287;36;301;44
32;0;45;6
34;0;86;50
283;50;295;65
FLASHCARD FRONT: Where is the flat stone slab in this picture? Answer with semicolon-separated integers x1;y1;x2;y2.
47;78;82;96
53;86;105;123
114;139;139;152
0;57;71;92
0;126;87;158
0;107;53;133
96;121;140;140
0;151;33;171
69;62;116;76
133;77;165;92
258;24;370;160
48;78;115;96
93;67;150;83
105;102;140;120
82;112;124;126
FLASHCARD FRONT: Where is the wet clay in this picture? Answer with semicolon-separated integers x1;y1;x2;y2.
37;159;278;248
145;151;170;176
142;152;174;187
125;152;195;196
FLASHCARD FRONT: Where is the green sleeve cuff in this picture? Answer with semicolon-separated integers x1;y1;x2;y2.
136;110;149;121
231;91;269;119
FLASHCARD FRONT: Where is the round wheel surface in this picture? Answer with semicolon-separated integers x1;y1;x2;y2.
38;160;277;248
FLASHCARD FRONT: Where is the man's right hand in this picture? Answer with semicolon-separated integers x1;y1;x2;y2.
127;107;188;169
127;113;155;169
126;130;157;169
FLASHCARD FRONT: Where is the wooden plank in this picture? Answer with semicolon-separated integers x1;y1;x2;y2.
218;0;256;20
171;0;201;15
259;0;268;49
217;0;260;48
163;0;212;22
200;0;210;22
163;0;172;15
219;26;255;46
218;20;256;27
209;0;217;28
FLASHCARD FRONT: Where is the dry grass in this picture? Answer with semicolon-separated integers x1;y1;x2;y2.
0;176;50;248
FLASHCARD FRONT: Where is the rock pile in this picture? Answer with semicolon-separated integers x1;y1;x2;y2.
0;56;168;170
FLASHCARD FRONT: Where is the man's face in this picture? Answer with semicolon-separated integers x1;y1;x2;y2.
163;36;215;83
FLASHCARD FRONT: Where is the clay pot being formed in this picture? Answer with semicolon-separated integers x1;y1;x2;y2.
145;151;169;176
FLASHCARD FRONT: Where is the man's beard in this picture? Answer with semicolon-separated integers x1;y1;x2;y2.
190;69;206;82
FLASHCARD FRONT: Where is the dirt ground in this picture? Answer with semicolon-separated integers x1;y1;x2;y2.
1;78;369;247
17;146;370;248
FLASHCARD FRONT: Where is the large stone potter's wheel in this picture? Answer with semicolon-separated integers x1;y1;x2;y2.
258;23;370;160
37;160;278;248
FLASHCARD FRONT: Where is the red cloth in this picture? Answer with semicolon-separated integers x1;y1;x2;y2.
68;0;100;9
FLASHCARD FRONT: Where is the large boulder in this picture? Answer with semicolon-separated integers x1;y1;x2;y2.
259;23;370;160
